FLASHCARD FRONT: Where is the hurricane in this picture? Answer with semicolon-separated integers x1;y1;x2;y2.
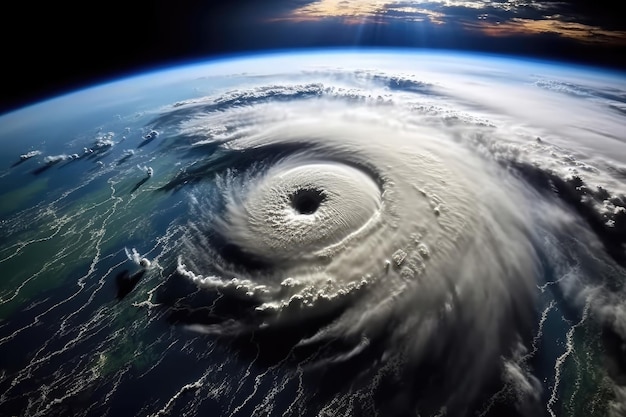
0;51;624;417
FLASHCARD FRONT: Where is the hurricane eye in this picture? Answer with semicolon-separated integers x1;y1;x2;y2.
290;188;326;215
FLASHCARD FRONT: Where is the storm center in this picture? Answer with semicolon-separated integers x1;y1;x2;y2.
290;188;326;215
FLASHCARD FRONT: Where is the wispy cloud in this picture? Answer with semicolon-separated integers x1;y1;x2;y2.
270;0;626;46
281;0;549;20
463;18;626;45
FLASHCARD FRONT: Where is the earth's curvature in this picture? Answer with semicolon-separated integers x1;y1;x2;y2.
0;50;625;417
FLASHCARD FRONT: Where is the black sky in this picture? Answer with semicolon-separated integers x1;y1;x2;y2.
1;0;624;116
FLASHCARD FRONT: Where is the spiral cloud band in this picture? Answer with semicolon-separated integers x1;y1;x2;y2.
166;87;560;414
154;57;625;416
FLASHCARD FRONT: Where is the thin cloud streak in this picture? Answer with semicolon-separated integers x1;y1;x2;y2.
464;18;626;45
272;0;626;46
